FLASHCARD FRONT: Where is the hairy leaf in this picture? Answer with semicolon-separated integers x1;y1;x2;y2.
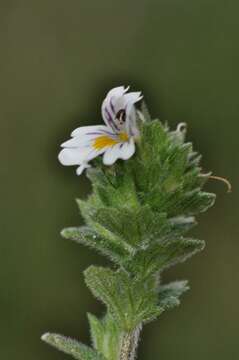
61;226;130;265
41;333;105;360
88;313;122;360
123;238;205;277
158;280;189;310
84;266;163;331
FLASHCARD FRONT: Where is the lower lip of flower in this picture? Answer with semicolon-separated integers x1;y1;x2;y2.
93;132;129;150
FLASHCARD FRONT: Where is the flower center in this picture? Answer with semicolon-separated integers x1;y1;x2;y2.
115;109;126;125
93;136;118;150
118;132;129;142
93;132;129;150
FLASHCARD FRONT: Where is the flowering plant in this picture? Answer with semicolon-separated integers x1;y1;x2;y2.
42;86;216;360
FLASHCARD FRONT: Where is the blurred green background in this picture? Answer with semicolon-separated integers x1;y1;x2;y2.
0;0;238;359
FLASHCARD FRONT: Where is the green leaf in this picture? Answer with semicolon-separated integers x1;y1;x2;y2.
88;313;122;360
86;165;139;209
87;205;168;247
146;188;215;217
158;280;189;310
123;238;205;277
41;333;105;360
168;215;196;235
61;226;130;265
84;266;163;331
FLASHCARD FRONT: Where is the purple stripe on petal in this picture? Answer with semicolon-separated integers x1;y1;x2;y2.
101;130;117;136
86;132;104;135
110;99;115;114
105;107;113;121
104;107;119;132
86;130;116;137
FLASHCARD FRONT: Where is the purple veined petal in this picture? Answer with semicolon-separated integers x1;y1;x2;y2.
106;95;128;132
61;136;91;148
101;86;143;135
110;99;115;114
71;125;109;137
85;131;104;136
103;107;120;132
62;128;120;149
101;86;129;130
85;129;115;136
104;107;114;122
85;125;116;137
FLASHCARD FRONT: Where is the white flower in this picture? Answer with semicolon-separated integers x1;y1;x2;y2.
58;86;143;175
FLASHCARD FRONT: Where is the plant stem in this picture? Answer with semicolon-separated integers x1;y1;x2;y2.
120;325;142;360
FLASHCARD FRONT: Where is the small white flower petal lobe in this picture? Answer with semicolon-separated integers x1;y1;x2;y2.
103;144;122;165
71;125;110;138
59;146;105;167
58;146;97;165
124;92;143;105
119;138;135;160
106;86;128;98
58;148;81;165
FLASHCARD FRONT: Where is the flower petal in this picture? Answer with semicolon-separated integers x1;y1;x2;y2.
62;126;115;148
71;125;111;138
101;87;143;136
103;144;122;165
102;137;135;166
101;86;129;131
58;147;91;165
118;138;135;160
59;142;108;166
124;92;143;105
106;86;128;98
124;106;138;138
61;137;91;148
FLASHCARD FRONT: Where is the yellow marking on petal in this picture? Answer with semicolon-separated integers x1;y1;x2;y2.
93;135;118;150
93;132;129;150
119;132;129;142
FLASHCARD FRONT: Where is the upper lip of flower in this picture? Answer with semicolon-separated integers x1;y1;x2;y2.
58;86;143;175
101;86;142;136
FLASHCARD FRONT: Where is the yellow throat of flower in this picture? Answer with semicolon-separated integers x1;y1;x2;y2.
93;132;129;150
